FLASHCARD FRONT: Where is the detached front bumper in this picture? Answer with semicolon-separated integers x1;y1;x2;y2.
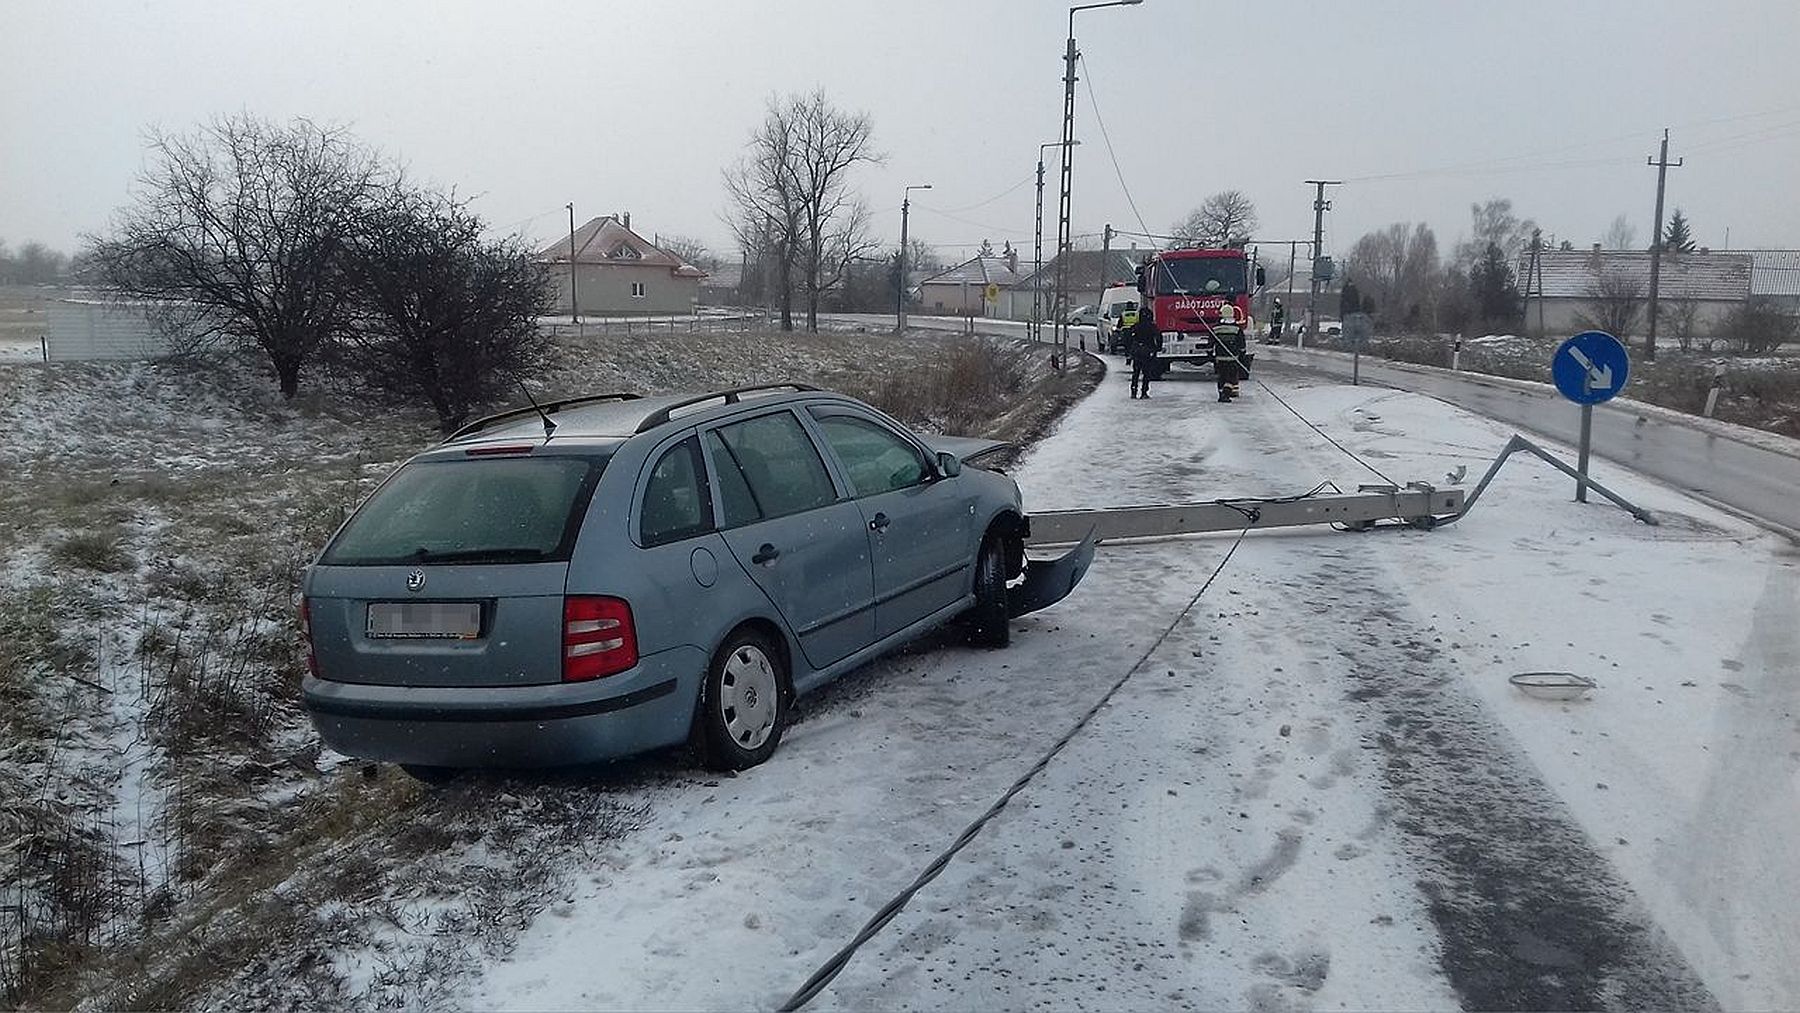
1007;526;1099;618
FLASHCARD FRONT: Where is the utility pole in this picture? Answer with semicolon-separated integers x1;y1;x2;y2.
1056;1;1143;370
1524;228;1545;338
1644;128;1682;362
1303;180;1342;348
566;203;580;324
1053;30;1079;370
1101;223;1114;286
1035;140;1077;345
897;184;931;335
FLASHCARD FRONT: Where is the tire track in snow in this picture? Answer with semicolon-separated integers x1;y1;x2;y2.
1290;553;1716;1010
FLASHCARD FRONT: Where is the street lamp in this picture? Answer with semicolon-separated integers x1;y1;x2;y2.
897;184;932;334
1053;0;1143;368
1035;140;1079;345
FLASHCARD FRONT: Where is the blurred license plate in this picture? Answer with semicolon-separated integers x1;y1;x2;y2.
366;602;482;640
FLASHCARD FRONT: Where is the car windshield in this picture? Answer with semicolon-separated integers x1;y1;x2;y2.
321;455;605;565
1155;257;1246;295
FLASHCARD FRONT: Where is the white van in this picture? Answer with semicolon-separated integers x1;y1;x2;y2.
1096;284;1140;354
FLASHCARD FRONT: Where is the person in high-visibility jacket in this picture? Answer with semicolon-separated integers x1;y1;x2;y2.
1120;307;1162;399
1214;304;1247;403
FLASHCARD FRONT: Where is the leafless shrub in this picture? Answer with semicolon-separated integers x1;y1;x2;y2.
50;530;131;573
1575;269;1646;339
854;336;1029;434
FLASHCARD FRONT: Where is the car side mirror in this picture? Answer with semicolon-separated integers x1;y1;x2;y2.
1255;266;1267;287
936;451;962;478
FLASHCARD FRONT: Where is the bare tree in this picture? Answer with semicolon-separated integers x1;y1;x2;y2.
86;114;388;397
1576;269;1646;339
1603;214;1637;251
723;91;882;332
724;98;803;330
339;189;552;433
1343;222;1442;331
658;234;721;272
0;240;70;284
1455;197;1537;271
789;91;882;331
1171;190;1259;248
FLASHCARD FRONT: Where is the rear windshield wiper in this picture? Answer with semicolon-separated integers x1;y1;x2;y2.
410;547;550;564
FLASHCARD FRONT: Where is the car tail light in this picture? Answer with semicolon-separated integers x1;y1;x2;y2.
563;596;637;681
299;598;319;678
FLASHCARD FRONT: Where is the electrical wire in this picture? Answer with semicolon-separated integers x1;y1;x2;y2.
1078;54;1152;236
931;175;1037;214
1195;317;1400;486
778;509;1261;1012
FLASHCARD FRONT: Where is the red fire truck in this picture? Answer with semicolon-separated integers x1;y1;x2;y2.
1133;247;1264;378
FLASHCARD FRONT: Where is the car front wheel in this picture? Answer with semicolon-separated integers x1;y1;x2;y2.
966;535;1011;648
698;629;788;770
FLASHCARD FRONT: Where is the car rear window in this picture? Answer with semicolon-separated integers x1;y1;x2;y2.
321;454;605;566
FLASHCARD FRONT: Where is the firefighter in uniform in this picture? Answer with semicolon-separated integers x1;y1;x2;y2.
1267;298;1285;344
1122;307;1162;399
1213;304;1247;402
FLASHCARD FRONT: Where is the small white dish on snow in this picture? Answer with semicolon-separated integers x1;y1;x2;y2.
1509;672;1598;701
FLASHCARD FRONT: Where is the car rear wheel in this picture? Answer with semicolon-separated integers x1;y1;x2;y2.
966;535;1011;649
698;629;787;770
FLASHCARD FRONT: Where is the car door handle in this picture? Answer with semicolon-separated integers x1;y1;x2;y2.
751;544;781;565
868;512;891;533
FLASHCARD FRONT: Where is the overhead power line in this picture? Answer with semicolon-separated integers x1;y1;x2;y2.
1078;54;1151;236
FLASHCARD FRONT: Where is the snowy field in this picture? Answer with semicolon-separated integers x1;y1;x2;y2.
445;360;1791;1010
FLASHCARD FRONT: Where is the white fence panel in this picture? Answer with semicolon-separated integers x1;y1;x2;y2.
46;300;175;361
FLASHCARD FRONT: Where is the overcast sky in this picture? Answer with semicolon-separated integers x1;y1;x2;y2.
6;0;1800;266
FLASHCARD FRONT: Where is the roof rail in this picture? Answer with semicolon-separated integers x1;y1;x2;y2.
633;383;819;434
445;392;643;442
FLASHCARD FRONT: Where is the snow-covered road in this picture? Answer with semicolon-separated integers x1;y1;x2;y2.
465;357;1794;1011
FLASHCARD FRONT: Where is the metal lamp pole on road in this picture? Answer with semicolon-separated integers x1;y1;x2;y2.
565;202;580;324
1054;0;1142;370
896;184;932;334
1034;139;1078;345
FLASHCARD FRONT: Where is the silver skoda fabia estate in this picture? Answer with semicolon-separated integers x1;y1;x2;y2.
300;384;1092;779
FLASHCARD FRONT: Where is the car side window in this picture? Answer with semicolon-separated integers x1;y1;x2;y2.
640;437;712;547
811;413;928;497
705;411;838;526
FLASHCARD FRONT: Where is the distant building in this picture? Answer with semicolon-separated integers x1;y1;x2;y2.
537;214;706;316
698;261;745;306
1009;249;1144;322
1524;247;1751;337
1748;250;1800;312
917;252;1027;316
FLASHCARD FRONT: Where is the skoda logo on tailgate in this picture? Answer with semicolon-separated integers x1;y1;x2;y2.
406;569;426;593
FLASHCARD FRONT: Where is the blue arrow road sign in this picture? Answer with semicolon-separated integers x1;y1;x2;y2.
1552;330;1631;404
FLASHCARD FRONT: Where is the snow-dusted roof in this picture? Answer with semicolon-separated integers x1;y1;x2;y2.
1748;250;1800;297
535;216;707;278
1528;250;1751;301
919;256;1026;289
1013;249;1144;291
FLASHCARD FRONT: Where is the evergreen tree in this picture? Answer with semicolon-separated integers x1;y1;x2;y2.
1661;209;1696;253
1469;242;1523;325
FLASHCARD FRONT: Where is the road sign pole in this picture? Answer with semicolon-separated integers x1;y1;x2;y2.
1576;404;1594;504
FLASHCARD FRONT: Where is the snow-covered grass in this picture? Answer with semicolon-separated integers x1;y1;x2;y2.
0;326;1096;1008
